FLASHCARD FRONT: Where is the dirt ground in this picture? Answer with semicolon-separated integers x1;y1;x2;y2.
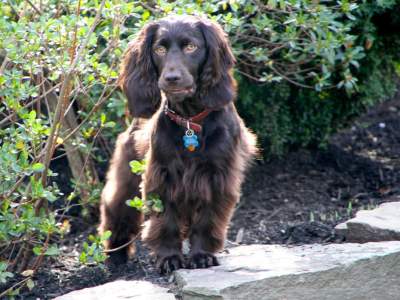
4;90;400;299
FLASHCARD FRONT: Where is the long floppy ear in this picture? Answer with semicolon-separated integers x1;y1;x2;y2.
118;22;161;118
198;19;236;109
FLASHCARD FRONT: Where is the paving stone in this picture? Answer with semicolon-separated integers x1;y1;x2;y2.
54;280;175;300
174;242;400;300
335;201;400;242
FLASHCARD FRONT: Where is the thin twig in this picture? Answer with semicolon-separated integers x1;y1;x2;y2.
141;2;158;14
270;65;314;89
0;53;10;75
5;0;21;19
31;232;50;271
103;236;138;253
56;84;118;147
0;82;62;127
236;69;265;83
25;0;41;14
5;176;26;199
0;277;32;298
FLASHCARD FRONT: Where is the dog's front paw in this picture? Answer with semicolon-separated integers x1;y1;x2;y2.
157;254;185;274
189;252;219;269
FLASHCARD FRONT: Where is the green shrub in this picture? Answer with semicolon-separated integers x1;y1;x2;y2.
230;0;400;156
0;0;130;294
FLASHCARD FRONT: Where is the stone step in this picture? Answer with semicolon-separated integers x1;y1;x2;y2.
54;280;175;300
174;242;400;300
335;201;400;242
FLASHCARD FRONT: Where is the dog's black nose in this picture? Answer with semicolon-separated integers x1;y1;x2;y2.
165;72;181;83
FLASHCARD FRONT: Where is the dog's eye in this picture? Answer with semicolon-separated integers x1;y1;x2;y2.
154;46;167;56
184;43;197;53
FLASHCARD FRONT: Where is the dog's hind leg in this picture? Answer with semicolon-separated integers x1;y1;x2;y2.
99;122;144;265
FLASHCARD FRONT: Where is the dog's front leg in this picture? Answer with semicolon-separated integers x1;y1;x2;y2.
142;202;184;274
188;198;236;269
188;206;223;269
141;160;184;273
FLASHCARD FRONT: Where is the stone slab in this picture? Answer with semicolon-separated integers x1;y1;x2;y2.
54;280;175;300
174;242;400;300
335;201;400;242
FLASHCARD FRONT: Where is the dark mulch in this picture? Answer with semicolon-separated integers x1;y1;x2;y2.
4;91;400;299
230;92;400;245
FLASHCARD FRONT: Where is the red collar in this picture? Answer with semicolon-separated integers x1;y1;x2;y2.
164;104;212;133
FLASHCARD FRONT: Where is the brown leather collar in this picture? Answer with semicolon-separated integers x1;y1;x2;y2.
164;103;212;133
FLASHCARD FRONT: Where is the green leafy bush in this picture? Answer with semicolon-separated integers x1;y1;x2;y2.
79;230;110;265
0;0;400;295
127;160;164;214
0;0;130;293
213;0;400;155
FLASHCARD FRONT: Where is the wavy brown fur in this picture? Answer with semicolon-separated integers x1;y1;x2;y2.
99;15;257;273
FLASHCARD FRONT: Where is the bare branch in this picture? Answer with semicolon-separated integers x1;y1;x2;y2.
25;0;41;14
0;83;62;128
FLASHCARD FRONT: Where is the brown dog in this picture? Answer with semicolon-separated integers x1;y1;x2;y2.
99;15;256;274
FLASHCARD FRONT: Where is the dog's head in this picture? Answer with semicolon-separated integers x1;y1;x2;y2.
119;15;236;117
